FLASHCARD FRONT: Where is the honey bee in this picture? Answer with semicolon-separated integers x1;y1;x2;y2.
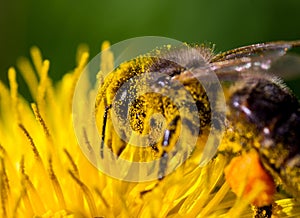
95;40;300;217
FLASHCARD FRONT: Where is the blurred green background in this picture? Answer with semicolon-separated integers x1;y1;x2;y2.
1;0;300;97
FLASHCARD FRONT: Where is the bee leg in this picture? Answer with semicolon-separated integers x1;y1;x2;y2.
158;151;168;180
140;144;167;196
100;104;112;159
157;116;180;180
253;205;272;218
140;116;180;197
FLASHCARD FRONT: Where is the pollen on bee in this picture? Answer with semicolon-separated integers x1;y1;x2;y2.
224;149;276;207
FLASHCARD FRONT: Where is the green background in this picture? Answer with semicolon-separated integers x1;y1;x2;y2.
1;0;300;97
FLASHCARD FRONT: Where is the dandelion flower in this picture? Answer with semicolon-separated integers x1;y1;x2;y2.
0;41;299;218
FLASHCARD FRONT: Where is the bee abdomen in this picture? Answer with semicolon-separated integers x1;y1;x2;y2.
278;109;300;198
229;78;300;182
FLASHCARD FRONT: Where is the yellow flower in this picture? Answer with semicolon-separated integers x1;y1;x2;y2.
0;42;299;218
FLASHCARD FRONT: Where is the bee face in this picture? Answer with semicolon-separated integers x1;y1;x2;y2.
93;39;300;216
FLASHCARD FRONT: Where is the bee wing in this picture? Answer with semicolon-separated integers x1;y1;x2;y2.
209;57;278;82
210;40;300;82
212;40;300;62
269;53;300;80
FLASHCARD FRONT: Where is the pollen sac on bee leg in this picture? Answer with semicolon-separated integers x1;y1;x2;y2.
224;150;276;207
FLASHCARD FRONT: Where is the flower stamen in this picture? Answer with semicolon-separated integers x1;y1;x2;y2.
31;103;51;139
20;157;46;215
48;158;66;210
37;60;50;115
8;68;20;123
63;149;79;176
16;57;39;100
69;170;98;217
94;187;109;209
82;128;96;163
0;158;9;218
30;46;43;77
18;124;41;161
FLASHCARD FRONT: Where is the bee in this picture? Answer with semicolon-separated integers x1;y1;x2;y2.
95;40;300;217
